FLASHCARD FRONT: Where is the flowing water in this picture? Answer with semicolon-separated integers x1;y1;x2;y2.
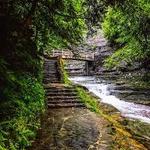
70;76;150;124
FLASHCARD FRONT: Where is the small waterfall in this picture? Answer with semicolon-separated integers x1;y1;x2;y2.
70;76;150;124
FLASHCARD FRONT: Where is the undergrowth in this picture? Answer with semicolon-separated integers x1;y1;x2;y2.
102;1;150;70
0;74;45;150
59;58;71;85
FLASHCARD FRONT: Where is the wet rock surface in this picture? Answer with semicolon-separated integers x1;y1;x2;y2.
65;60;86;76
95;75;150;106
121;119;150;149
29;108;112;150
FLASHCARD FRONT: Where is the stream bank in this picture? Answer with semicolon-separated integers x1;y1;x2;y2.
70;76;150;149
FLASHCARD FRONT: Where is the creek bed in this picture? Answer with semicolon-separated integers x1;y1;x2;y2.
70;76;150;124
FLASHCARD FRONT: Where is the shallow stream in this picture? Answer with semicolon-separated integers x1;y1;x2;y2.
70;76;150;124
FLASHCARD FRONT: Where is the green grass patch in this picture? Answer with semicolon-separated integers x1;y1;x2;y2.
76;86;101;113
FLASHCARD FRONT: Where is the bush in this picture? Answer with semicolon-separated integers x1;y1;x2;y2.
0;74;45;150
102;0;150;69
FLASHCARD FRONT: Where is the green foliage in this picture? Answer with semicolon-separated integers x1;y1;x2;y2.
0;0;89;149
85;0;106;27
102;0;150;69
0;74;45;149
32;0;87;51
58;59;71;84
76;87;100;113
104;38;144;69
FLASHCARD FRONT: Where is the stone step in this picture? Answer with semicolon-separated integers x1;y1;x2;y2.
44;67;56;69
44;61;56;63
45;86;74;89
44;68;56;71
47;97;80;100
44;79;59;82
44;78;60;82
46;90;77;94
44;81;60;84
44;82;60;84
47;98;80;102
44;62;56;65
45;89;76;93
44;71;57;74
47;103;86;108
44;66;56;69
45;87;76;92
44;76;59;79
47;100;82;104
44;64;56;66
44;74;58;79
43;59;61;84
44;61;57;64
46;93;77;96
44;65;56;68
46;91;77;94
47;96;80;100
44;73;57;76
43;80;60;84
44;65;56;67
44;63;56;66
44;77;59;80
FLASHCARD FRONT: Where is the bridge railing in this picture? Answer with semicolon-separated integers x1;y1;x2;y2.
50;49;95;61
79;53;95;60
51;49;73;58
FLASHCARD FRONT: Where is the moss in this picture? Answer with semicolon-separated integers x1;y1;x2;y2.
121;119;150;149
76;87;101;113
58;58;71;85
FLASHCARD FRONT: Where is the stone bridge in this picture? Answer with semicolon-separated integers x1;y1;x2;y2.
45;49;95;75
50;49;95;62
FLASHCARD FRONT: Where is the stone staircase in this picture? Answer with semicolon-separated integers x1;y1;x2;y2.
45;86;85;108
43;58;85;109
43;59;60;84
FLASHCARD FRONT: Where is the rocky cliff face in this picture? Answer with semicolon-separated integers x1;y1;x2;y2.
86;30;150;75
64;30;113;76
64;60;86;76
85;30;114;74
